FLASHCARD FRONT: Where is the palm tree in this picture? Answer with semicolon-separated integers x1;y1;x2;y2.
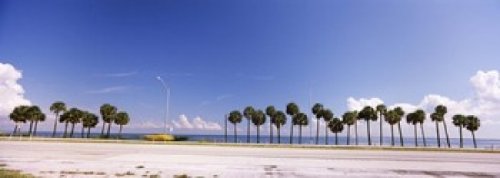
328;117;344;145
243;106;255;143
26;106;44;136
50;102;67;137
415;110;427;147
100;104;117;138
82;112;99;138
384;110;399;146
252;110;267;143
322;109;333;145
59;111;71;138
114;112;130;139
406;112;419;147
32;109;46;136
286;103;299;144
466;115;480;148
431;112;442;147
452;114;468;148
342;111;357;145
265;106;277;143
312;103;324;145
68;108;83;138
228;110;243;143
273;111;287;144
394;107;405;147
436;105;451;148
294;113;308;144
376;104;387;145
358;106;377;145
9;106;29;135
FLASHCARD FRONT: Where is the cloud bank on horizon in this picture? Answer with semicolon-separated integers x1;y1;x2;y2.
347;70;500;125
0;63;31;118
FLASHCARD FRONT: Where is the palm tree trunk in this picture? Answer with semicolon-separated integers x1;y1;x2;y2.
278;127;281;144
290;124;294;144
459;126;463;148
380;113;383;146
119;125;123;139
367;120;371;145
12;124;18;135
443;121;451;148
420;123;427;147
106;121;112;138
81;125;85;138
52;114;59;137
398;122;404;147
391;125;395;146
63;121;69;138
355;121;358;145
224;116;227;143
316;119;320;145
257;126;260;143
414;124;418;147
270;122;273;144
234;123;237;143
87;127;91;138
335;132;338;145
101;121;106;136
247;120;250;143
325;124;329;145
347;125;351;145
28;120;33;135
299;125;302;144
471;131;477;148
436;122;441;148
33;121;38;136
70;123;75;138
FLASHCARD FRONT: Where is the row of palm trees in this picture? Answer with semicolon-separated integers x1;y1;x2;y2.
226;103;481;148
9;102;130;138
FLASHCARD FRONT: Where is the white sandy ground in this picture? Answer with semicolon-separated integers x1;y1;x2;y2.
1;141;500;178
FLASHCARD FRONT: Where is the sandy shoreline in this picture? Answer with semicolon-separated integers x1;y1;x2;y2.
1;140;500;177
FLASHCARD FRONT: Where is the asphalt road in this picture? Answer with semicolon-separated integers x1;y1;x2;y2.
1;141;500;177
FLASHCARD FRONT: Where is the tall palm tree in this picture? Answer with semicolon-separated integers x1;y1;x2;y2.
50;102;67;137
100;104;117;138
328;117;344;145
252;110;267;143
265;106;277;143
358;106;377;145
68;108;83;138
415;110;427;147
384;110;399;146
59;111;71;138
394;107;405;147
286;103;299;144
9;106;29;135
430;112;442;147
406;112;419;147
452;114;468;148
82;112;99;138
114;112;130;139
376;104;387;146
436;105;451;148
294;113;308;144
26;106;42;136
273;111;287;144
354;110;360;145
322;109;333;145
32;109;46;136
243;106;255;143
312;103;324;145
466;115;480;148
228;110;243;143
342;111;357;145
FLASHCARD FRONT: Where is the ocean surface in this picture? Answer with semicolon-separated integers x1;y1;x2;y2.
8;131;500;150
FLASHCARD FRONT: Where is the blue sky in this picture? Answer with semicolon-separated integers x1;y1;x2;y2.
1;0;500;136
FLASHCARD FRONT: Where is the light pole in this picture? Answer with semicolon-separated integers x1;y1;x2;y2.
156;76;171;134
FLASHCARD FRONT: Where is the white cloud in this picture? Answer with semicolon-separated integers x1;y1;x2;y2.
86;86;128;94
0;63;31;117
172;115;222;131
101;71;138;77
347;70;500;138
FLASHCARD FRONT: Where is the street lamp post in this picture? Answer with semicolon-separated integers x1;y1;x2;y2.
156;76;171;134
